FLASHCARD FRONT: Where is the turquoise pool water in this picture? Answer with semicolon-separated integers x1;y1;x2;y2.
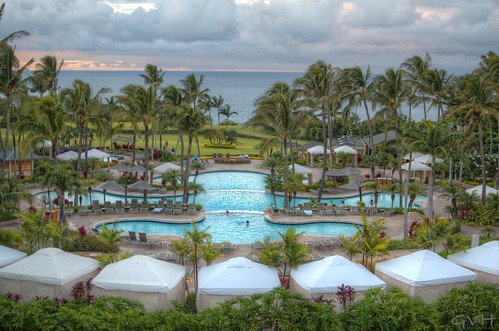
98;212;359;244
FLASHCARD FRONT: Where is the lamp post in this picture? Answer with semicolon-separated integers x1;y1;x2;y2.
88;186;92;205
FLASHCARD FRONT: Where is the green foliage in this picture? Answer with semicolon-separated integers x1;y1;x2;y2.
413;217;452;251
434;282;499;330
387;238;422;251
0;210;16;222
18;210;65;254
0;228;22;247
61;233;119;253
203;143;236;149
98;223;124;245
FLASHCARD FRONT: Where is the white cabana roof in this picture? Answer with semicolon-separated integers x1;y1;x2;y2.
291;255;385;293
0;245;27;268
334;145;358;155
307;145;330;155
401;161;432;171
153;162;181;174
465;185;498;197
448;241;499;276
414;154;444;164
375;250;477;286
35;139;53;148
56;150;79;161
86;148;110;161
289;164;312;175
0;248;99;285
198;257;280;295
403;152;424;161
92;255;185;293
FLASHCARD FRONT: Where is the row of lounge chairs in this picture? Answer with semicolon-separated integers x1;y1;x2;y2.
126;231;169;247
73;199;198;216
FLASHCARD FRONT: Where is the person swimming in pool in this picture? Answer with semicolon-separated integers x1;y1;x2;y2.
246;220;249;226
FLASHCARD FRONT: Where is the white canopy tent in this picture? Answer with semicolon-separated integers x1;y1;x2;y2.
306;145;330;167
290;255;385;302
465;185;498;197
92;255;186;311
153;162;181;174
0;248;99;301
86;148;111;161
197;257;280;311
333;145;358;167
448;241;499;284
414;154;444;165
289;164;313;184
375;250;477;303
403;152;424;161
0;245;27;268
56;150;79;161
401;161;432;171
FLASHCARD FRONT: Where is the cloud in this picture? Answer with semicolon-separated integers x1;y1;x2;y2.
3;0;498;73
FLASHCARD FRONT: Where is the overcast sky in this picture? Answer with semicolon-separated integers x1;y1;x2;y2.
3;0;499;74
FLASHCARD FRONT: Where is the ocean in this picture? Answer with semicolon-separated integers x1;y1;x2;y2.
57;70;302;124
57;70;428;124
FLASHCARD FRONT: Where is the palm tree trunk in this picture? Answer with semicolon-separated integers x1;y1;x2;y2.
77;122;84;171
144;128;149;181
318;108;328;202
478;120;486;203
2;105;11;174
363;100;374;155
403;153;412;239
183;136;193;204
283;140;289;208
428;157;435;221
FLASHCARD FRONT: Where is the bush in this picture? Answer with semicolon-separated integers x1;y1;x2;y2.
61;234;119;253
204;143;236;149
387;238;422;251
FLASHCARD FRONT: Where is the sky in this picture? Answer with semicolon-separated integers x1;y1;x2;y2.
3;0;499;74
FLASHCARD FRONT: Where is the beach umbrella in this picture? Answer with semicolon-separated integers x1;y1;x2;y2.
97;181;125;192
128;180;157;192
333;145;358;154
153;162;181;174
465;185;498;197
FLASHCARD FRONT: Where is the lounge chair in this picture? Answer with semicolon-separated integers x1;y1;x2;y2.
139;200;149;213
164;199;174;214
115;200;124;213
381;209;395;216
221;242;235;251
104;201;116;214
284;207;295;215
187;203;197;215
173;201;183;215
139;232;164;247
78;206;91;216
294;208;305;216
129;199;139;213
128;231;139;244
92;200;103;214
64;208;74;217
153;200;164;214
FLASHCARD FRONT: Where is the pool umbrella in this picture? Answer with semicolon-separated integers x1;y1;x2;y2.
153;162;181;174
111;136;133;143
97;181;125;192
128;180;157;192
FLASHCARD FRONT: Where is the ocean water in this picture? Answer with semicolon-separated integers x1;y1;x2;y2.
57;70;301;124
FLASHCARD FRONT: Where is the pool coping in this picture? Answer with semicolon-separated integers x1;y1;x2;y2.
90;212;205;230
263;211;364;226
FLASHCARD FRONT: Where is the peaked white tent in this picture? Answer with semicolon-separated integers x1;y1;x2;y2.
290;255;385;301
403;152;424;161
306;145;330;167
0;245;27;268
375;250;477;303
86;148;111;161
197;257;280;311
448;241;499;284
401;161;432;171
414;154;444;165
0;248;99;301
465;185;498;197
334;145;358;166
92;255;186;311
56;150;79;161
153;162;181;174
289;164;314;184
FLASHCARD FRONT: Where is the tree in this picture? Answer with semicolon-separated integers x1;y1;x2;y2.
18;210;63;254
211;94;224;125
40;164;81;227
163;168;182;200
363;180;381;208
408;181;426;208
353;216;390;272
183;222;212;292
401;53;432;120
190;160;205;183
295;61;341;202
218;104;238;129
17;95;66;166
187;182;205;204
60;79;110;171
410;119;454;220
278;228;309;288
0;171;33;213
180;73;209;111
265;173;282;208
383;182;399;209
178;104;206;204
31;55;64;96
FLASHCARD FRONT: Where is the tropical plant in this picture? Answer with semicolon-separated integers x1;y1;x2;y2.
183;222;214;292
187;182;205;204
264;173;282;208
218;104;238;129
162;168;182;199
97;223;124;245
18;210;65;253
278;228;309;287
413;216;451;251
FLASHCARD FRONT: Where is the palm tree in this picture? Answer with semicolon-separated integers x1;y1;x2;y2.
383;182;399;209
342;66;375;155
162;168;182;201
410;119;454;220
178;105;206;203
183;222;211;292
187;182;205;204
219;104;238;129
248;82;307;207
211;94;224;125
190;160;205;183
423;68;453;121
278;228;309;288
16;95;66;166
265;173;282;208
363;180;381;208
31;55;64;96
140;64;164;158
0;44;34;171
118;84;160;180
449;74;496;203
401;53;432;120
294;60;341;202
40;164;81;227
161;85;186;170
0;3;30;43
180;73;209;110
408;181;426;208
283;173;306;207
60;79;110;171
0;171;33;213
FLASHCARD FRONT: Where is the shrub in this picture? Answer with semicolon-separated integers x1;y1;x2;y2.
61;234;119;253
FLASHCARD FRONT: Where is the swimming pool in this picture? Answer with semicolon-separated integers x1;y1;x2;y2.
38;171;427;210
98;212;359;244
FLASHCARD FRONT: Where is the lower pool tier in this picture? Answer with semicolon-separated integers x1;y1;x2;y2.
97;212;359;244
